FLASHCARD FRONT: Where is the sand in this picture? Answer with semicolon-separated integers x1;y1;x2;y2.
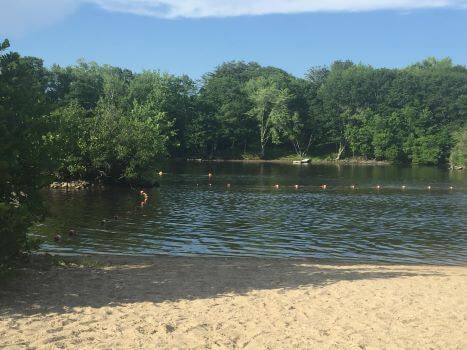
1;255;466;349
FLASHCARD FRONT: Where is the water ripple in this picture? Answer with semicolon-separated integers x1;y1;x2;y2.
33;163;467;265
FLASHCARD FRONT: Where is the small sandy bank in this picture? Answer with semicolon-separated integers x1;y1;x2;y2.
1;255;466;349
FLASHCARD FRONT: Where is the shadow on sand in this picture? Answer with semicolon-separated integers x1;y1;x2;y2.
0;255;443;317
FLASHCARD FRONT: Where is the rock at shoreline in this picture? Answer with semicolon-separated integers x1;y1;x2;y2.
50;180;90;190
50;179;160;189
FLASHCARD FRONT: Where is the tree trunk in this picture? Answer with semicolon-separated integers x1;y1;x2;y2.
291;141;300;157
335;143;345;160
210;143;217;159
303;134;313;156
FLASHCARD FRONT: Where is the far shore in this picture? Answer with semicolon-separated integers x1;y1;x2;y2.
1;254;466;349
186;157;394;165
186;157;464;169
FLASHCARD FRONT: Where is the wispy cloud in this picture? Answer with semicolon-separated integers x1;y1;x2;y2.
1;0;466;37
90;0;467;18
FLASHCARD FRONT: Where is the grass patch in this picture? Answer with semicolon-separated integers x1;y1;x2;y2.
241;152;262;160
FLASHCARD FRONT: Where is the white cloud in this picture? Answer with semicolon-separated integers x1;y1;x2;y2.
1;0;466;37
90;0;467;18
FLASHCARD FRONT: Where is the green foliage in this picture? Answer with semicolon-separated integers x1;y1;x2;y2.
449;126;467;167
344;109;375;158
316;60;466;163
48;69;178;181
196;62;261;156
371;110;409;161
245;76;293;157
1;38;9;50
404;129;451;164
128;71;195;153
47;101;89;178
0;40;50;260
185;110;219;157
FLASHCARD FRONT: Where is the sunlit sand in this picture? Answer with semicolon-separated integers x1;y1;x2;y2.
1;255;466;349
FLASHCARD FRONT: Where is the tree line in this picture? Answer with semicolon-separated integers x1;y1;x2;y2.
1;38;466;259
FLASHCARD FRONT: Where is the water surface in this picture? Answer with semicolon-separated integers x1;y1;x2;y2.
32;162;467;265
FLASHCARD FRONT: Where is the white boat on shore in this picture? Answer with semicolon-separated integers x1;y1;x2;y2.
292;158;310;164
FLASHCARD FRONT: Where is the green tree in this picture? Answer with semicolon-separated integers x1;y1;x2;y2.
245;76;292;158
343;109;375;158
84;98;174;181
0;40;53;260
449;126;467;167
197;62;261;157
47;100;90;178
129;71;196;154
64;60;105;110
403;108;452;164
302;67;329;156
318;63;397;159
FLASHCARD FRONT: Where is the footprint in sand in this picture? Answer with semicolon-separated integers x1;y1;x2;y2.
155;323;176;334
165;324;176;333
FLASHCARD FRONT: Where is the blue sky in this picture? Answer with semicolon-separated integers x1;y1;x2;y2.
2;1;466;78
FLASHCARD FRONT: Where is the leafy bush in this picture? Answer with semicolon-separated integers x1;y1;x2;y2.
0;39;50;260
449;126;467;167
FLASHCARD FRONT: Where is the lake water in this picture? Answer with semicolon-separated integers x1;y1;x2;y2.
32;162;467;265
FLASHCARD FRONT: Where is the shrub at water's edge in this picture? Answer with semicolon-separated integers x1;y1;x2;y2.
449;126;467;168
0;39;50;260
46;70;177;183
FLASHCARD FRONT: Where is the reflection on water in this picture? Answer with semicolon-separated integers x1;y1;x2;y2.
32;163;467;265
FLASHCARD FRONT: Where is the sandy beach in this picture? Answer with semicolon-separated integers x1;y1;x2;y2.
1;255;466;349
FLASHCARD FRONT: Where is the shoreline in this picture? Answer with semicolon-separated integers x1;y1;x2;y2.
25;252;467;268
1;254;466;349
186;158;394;166
185;157;462;170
